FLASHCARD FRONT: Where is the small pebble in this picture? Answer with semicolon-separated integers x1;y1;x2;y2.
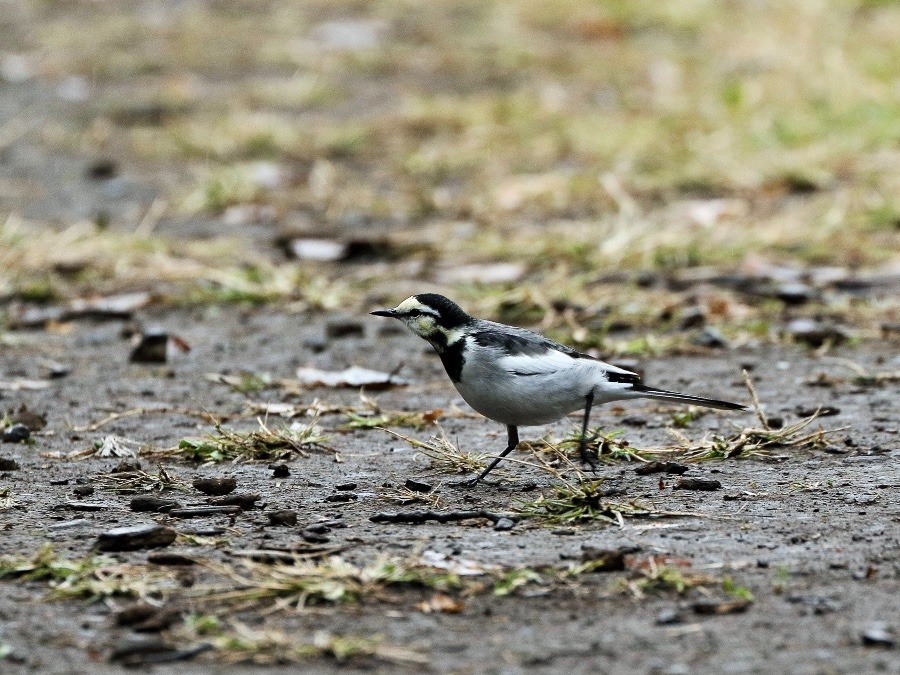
404;479;433;493
335;482;357;491
129;332;170;363
324;493;357;503
178;527;226;536
551;528;575;536
862;624;895;648
692;598;751;615
112;459;142;473
72;485;94;497
270;463;290;478
674;478;722;491
130;496;181;512
493;517;516;531
692;326;728;349
2;424;30;443
267;510;297;527
86;158;119;180
773;282;818;305
168;506;240;518
96;524;177;551
783;318;848;347
192;477;237;496
47;363;72;379
766;416;784;429
47;519;93;531
208;493;260;509
114;602;180;632
61;501;110;511
0;457;21;470
301;529;330;543
635;461;688;476
656;608;683;625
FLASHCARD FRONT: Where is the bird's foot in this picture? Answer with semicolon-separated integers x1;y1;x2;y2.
448;477;503;489
446;476;481;489
578;443;599;473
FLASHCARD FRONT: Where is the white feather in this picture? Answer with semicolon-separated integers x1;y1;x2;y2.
453;338;640;426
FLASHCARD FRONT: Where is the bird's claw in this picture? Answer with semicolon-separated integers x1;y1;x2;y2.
447;477;481;489
578;443;599;473
448;476;505;489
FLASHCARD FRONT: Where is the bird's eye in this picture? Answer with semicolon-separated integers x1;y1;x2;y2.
406;309;422;317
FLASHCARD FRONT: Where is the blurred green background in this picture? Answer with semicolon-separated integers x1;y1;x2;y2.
1;0;898;349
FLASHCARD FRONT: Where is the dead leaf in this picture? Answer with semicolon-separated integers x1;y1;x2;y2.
247;402;307;418
419;550;497;576
416;593;464;614
0;378;50;391
8;291;152;329
90;436;142;459
295;366;410;389
287;238;347;262
422;409;443;423
692;598;752;615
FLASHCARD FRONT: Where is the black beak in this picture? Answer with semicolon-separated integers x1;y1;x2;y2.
370;309;398;318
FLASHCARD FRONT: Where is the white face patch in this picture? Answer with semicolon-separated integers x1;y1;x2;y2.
390;296;458;343
394;296;426;314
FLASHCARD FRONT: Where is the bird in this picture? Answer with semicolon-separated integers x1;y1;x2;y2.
371;293;746;485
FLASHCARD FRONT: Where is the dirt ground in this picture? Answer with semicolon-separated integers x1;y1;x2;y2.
1;1;899;673
1;308;899;674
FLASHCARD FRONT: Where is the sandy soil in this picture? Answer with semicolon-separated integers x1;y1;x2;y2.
1;307;898;674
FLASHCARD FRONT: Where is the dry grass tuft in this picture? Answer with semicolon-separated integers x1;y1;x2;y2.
515;477;653;526
379;426;489;475
173;417;331;462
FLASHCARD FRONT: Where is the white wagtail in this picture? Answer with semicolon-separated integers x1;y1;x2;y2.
372;293;746;484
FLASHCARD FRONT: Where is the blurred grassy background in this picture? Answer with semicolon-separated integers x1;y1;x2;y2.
1;0;898;348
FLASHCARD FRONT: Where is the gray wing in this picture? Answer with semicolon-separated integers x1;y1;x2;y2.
471;321;640;383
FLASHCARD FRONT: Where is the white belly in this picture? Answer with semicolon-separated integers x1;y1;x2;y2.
454;362;620;426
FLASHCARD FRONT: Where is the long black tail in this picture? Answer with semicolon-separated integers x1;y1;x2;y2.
631;385;747;411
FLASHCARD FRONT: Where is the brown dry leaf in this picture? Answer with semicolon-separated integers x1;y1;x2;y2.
247;402;307;418
422;409;443;423
416;593;465;614
692;598;752;615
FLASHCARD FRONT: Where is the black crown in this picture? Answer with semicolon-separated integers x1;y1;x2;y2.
414;294;472;328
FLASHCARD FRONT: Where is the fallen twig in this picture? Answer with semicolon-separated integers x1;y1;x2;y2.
370;510;519;525
227;546;347;563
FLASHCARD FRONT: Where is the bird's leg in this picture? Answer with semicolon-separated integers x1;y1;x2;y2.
464;425;519;487
579;391;598;471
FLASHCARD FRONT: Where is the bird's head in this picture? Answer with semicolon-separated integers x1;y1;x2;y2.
370;294;471;348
